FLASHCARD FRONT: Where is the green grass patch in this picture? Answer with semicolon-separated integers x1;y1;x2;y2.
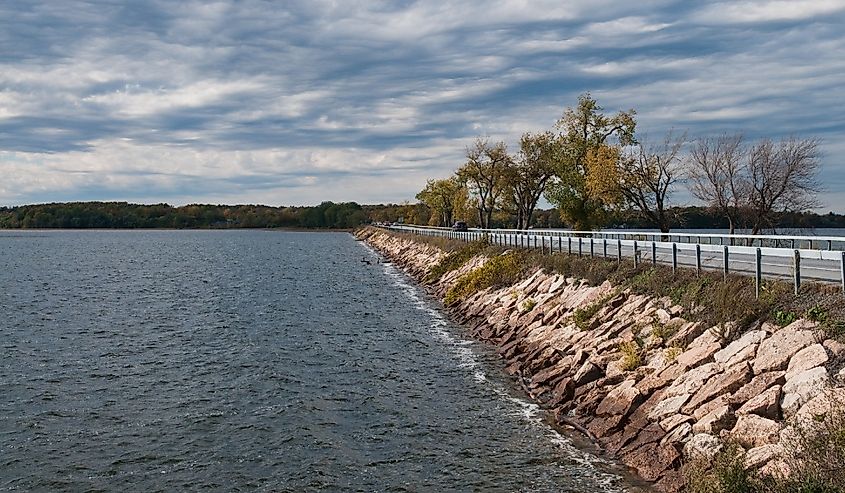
424;237;490;283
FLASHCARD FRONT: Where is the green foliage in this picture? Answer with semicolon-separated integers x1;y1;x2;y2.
444;251;527;305
618;340;644;371
520;298;537;312
572;291;617;330
650;320;676;341
684;443;760;493
424;238;489;282
0;201;367;229
664;346;683;362
775;310;798;326
805;304;828;323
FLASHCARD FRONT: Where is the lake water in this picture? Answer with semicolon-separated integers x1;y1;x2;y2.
0;230;645;492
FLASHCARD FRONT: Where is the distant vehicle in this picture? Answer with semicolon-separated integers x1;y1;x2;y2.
452;221;468;232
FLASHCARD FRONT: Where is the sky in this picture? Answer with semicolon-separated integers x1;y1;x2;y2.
1;1;844;210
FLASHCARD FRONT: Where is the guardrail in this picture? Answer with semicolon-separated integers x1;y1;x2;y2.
380;224;845;297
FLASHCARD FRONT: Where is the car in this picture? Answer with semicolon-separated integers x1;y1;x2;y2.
452;221;468;232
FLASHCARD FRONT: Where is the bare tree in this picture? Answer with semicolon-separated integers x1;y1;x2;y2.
618;130;686;233
746;137;821;234
687;134;748;234
457;138;511;228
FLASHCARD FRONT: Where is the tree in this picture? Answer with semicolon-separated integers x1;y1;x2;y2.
687;134;747;234
501;131;559;229
457;138;511;228
616;130;686;233
688;134;821;234
544;93;637;230
746;136;821;234
415;177;467;227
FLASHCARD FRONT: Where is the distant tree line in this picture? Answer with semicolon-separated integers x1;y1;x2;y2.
0;201;367;229
413;92;823;233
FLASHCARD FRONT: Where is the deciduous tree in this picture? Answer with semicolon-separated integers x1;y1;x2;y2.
457;138;511;228
544;93;636;230
501;131;558;229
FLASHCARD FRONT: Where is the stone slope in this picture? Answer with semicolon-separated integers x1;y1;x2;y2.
358;228;845;492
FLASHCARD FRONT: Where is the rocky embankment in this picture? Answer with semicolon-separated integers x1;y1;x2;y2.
358;228;845;492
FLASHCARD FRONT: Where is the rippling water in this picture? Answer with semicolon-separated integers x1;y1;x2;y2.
0;230;646;492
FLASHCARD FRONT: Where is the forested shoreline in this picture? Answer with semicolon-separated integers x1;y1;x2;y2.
2;201;845;230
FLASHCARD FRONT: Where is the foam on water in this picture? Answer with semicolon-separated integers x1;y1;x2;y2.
368;245;629;492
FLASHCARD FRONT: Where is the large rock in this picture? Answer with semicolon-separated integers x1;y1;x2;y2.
665;362;721;397
693;394;732;421
731;371;786;406
730;414;782;449
648;394;691;421
660;414;694;433
781;366;830;418
666;321;707;348
684;362;754;413
714;330;766;367
745;443;783;470
660;422;693;446
785;344;829;381
622;442;681;482
546;377;575;408
676;342;721;370
737;385;781;420
693;405;736;434
596;384;643;418
683;433;723;461
794;387;845;425
752;320;817;374
573;361;604;386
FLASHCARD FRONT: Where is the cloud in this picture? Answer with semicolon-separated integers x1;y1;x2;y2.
0;0;844;211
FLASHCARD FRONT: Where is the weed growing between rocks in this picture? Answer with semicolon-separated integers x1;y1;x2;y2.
684;443;761;493
572;290;619;330
618;340;644;371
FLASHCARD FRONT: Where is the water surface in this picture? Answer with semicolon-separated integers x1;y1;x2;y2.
0;230;644;491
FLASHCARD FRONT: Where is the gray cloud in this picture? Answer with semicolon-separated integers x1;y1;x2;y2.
1;0;844;209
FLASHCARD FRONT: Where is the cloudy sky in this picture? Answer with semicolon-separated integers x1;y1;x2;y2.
1;1;844;210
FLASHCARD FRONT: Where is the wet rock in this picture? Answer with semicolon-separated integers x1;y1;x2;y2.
781;366;829;418
683;433;723;461
752;320;817;374
785;344;829;381
737;385;781;420
546;377;575;408
730;414;782;449
622;442;681;482
693;405;736;434
587;414;625;438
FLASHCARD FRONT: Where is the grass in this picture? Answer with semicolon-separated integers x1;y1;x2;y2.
444;251;530;305
572;290;618;330
369;227;845;341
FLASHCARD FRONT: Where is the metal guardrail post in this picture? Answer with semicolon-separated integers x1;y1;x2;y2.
633;241;638;268
603;238;607;258
695;244;701;274
568;237;572;255
793;249;801;295
652;241;656;265
558;236;562;253
590;238;594;257
723;245;729;280
755;248;762;300
617;239;622;265
841;251;845;293
578;237;583;257
672;243;677;273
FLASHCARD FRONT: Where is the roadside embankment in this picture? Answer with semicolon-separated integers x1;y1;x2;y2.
357;227;845;492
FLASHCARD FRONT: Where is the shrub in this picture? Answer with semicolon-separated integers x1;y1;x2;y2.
684;443;760;493
425;238;489;282
444;251;528;305
618;340;644;371
520;298;537;312
775;310;798;326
